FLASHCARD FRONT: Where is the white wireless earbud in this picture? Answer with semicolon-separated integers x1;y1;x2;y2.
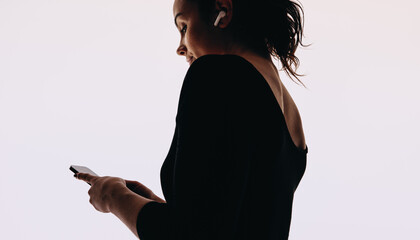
214;10;227;27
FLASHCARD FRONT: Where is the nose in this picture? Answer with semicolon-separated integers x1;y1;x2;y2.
177;44;187;56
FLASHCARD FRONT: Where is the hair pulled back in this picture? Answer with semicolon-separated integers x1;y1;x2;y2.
188;0;307;85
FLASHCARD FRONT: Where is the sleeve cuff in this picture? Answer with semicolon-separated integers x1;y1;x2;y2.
136;201;172;240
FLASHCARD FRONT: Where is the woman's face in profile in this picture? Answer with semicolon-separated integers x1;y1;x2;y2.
173;0;220;66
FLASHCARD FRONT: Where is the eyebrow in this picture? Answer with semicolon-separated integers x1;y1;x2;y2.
174;13;183;27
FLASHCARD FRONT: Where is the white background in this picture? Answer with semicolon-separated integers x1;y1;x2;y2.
1;0;419;239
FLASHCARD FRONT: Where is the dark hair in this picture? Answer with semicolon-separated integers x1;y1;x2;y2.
188;0;307;86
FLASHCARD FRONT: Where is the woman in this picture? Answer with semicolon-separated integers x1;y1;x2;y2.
74;0;308;239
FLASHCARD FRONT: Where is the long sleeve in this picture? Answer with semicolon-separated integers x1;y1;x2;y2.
137;55;238;240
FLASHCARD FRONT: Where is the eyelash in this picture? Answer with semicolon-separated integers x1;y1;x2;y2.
181;25;187;34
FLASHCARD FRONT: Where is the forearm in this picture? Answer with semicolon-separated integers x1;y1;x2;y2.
110;188;155;239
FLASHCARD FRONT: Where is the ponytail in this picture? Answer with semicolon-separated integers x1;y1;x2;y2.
189;0;308;86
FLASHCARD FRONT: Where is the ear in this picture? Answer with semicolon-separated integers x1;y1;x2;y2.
214;0;233;28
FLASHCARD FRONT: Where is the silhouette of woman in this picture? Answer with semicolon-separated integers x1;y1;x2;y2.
75;0;308;239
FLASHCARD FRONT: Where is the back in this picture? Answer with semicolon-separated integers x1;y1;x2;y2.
137;54;308;240
209;54;308;239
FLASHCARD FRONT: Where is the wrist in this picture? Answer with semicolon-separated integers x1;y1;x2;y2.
109;187;154;238
109;186;135;213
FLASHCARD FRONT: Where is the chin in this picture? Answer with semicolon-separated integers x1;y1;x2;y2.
187;57;195;65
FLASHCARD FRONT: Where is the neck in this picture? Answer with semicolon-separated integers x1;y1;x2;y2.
224;42;279;74
224;40;271;59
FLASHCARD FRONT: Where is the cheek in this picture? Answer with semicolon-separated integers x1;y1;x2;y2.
186;27;210;56
185;32;199;52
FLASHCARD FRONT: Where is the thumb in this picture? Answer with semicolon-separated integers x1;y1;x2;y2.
125;180;153;198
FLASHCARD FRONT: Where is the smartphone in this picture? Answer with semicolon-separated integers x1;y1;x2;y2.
70;165;99;185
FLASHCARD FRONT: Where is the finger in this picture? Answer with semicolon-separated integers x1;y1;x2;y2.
126;180;149;188
125;180;142;189
125;180;139;186
125;180;140;191
75;173;97;184
125;180;149;196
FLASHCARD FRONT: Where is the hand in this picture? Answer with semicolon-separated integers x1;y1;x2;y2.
75;173;128;213
126;180;166;203
75;173;157;238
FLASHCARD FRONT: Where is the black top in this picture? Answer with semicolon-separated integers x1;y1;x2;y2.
136;55;308;240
